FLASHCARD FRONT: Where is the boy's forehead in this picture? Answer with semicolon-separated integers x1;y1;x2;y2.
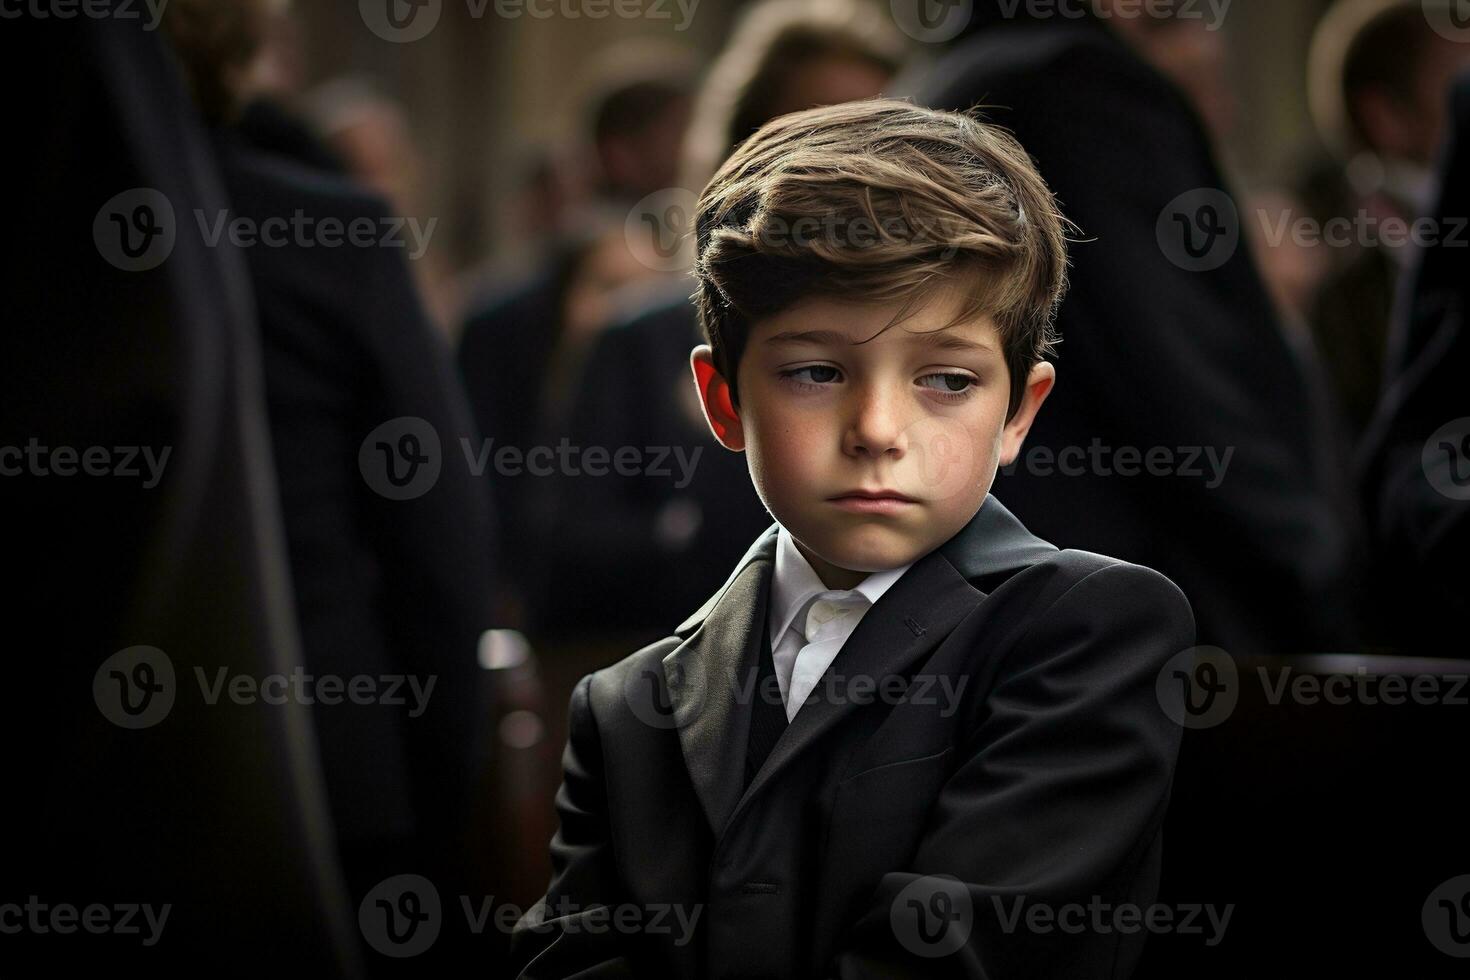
754;293;1000;352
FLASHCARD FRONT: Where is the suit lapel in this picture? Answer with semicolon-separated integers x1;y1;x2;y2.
662;526;778;838
727;550;982;830
662;495;1057;841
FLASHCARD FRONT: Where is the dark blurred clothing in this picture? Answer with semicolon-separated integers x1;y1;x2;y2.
457;259;573;629
3;11;356;975
1296;156;1402;439
527;288;772;645
1359;73;1470;644
918;11;1354;655
214;129;499;888
236;96;348;175
1311;245;1397;436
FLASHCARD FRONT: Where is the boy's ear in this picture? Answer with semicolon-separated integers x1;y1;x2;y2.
690;345;746;451
999;361;1055;466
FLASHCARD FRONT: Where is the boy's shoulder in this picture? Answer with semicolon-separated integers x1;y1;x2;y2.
580;499;1191;720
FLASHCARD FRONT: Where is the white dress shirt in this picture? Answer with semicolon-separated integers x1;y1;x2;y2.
766;524;915;721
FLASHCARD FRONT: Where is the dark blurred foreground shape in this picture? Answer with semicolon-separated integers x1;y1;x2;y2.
1139;654;1470;978
1;10;358;975
918;1;1356;658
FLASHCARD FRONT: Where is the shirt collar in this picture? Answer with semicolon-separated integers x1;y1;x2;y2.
768;523;914;645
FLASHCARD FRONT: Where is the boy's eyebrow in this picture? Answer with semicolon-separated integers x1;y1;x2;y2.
765;328;994;353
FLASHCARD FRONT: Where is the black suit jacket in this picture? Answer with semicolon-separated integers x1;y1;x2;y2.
510;496;1194;978
917;15;1353;655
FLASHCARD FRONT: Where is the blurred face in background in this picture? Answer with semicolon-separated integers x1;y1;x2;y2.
598;94;694;201
1355;35;1470;167
764;53;893;121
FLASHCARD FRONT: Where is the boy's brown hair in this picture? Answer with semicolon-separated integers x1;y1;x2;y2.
693;98;1070;418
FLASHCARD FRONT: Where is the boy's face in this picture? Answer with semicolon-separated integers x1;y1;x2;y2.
692;287;1055;590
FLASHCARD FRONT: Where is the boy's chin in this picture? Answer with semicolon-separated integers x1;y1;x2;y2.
798;524;932;575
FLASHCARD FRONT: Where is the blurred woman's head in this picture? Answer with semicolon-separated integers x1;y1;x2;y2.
680;0;908;191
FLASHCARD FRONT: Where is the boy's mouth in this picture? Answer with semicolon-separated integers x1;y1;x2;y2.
827;488;918;514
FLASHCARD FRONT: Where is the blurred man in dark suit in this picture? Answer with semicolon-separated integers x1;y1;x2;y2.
915;0;1354;655
457;64;696;638
1359;71;1470;647
1306;0;1470;438
163;0;499;913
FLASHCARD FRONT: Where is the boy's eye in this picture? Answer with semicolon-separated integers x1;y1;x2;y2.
784;365;842;385
918;372;975;394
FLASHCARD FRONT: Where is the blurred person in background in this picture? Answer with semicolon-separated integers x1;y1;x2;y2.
456;55;698;637
1244;186;1333;332
579;43;699;206
162;0;500;944
527;0;910;648
306;75;462;331
228;0;347;174
1108;8;1335;362
458;207;678;636
1358;70;1470;650
1105;0;1238;149
1304;0;1470;437
917;0;1356;656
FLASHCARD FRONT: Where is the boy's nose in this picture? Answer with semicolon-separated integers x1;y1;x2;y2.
842;385;908;459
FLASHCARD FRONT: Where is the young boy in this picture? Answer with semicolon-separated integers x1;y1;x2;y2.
509;99;1194;979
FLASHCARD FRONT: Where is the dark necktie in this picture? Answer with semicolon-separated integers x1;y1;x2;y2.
743;612;788;790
